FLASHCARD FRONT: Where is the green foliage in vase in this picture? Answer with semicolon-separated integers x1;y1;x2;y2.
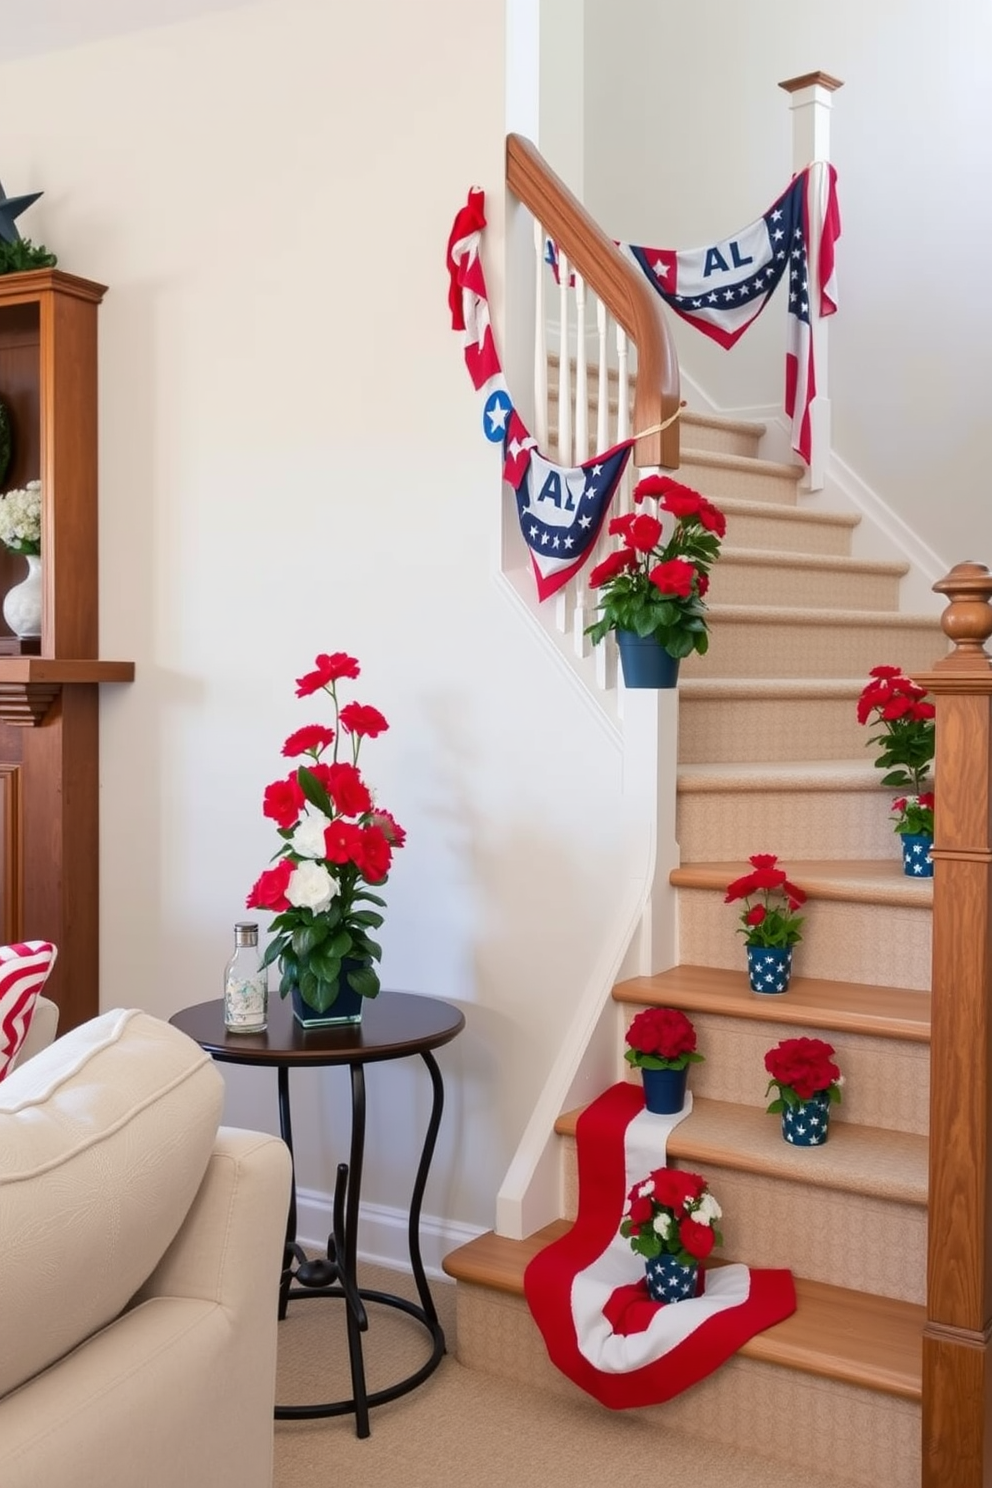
0;239;58;275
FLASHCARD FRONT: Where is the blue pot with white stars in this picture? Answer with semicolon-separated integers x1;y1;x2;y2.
746;943;793;995
900;832;934;878
644;1252;698;1304
616;631;680;689
781;1091;831;1146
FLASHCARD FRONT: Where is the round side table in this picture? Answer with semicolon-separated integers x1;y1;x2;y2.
170;990;465;1438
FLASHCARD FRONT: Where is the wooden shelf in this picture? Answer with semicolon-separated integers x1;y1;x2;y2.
0;659;135;727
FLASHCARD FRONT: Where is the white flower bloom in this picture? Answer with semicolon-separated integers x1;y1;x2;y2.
286;860;337;913
0;481;41;551
652;1212;673;1238
289;810;332;859
637;1181;654;1198
695;1193;722;1223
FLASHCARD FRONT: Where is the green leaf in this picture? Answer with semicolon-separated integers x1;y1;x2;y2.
346;963;380;998
307;948;342;983
353;890;387;908
292;921;330;957
350;910;384;929
297;765;333;817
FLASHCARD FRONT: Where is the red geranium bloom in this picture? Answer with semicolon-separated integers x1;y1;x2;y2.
679;1217;716;1260
323;819;364;864
324;762;372;818
282;724;335;758
339;702;389;739
370;810;407;848
589;549;636;587
262;774;305;829
354;825;392;883
649;558;696;598
608;512;637;538
650;1167;707;1212
295;651;361;697
246;858;294;912
626;1006;697;1061
869;665;902;679
626;1196;654;1225
745;905;766;926
661;488;704;520
698;497;727;538
627;512;663;553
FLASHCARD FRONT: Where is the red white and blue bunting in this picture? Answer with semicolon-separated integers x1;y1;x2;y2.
446;189;635;601
524;1082;796;1407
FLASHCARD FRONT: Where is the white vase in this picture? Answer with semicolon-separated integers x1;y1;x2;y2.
3;554;42;638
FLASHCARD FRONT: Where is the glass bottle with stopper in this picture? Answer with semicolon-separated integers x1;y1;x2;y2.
223;921;268;1032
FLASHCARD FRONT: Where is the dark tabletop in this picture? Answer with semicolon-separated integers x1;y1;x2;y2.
170;990;465;1067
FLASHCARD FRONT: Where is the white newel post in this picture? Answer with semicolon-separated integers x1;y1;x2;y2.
779;71;843;493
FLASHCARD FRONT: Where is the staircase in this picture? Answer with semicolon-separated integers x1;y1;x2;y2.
443;395;941;1487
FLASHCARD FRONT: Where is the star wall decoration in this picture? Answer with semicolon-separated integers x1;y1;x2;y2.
0;180;43;245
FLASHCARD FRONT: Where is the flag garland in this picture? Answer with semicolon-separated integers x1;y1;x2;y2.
446;189;635;602
547;164;840;466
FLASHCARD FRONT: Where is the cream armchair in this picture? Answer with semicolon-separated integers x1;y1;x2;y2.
0;1005;292;1488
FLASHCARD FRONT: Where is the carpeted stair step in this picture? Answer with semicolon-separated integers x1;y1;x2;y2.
708;547;907;611
554;1099;927;1303
676;448;804;506
676;760;908;860
442;1225;923;1488
681;605;944;678
613;964;930;1133
679;678;869;764
671;861;932;990
717;495;858;557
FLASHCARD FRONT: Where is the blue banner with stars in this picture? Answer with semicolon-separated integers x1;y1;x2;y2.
502;409;633;602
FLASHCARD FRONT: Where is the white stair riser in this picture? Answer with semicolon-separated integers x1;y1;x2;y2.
619;1013;929;1135
708;559;902;612
677;785;903;861
683;618;943;679
722;507;855;557
677;889;932;992
558;1137;925;1303
454;1284;920;1488
679;456;800;507
680;695;868;764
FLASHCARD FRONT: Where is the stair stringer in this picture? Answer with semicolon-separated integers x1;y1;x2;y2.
495;686;680;1239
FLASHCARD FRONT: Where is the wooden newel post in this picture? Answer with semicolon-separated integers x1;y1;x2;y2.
916;561;992;1486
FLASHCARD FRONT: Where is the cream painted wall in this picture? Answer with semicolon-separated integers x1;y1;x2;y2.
582;0;992;570
0;0;631;1234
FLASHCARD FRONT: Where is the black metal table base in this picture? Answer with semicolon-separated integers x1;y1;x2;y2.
274;1048;448;1438
274;1284;446;1423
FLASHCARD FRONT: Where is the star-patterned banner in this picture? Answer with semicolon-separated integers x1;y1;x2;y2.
547;164;840;466
446;189;635;601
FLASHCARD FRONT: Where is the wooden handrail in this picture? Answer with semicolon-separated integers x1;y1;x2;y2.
505;133;680;471
914;561;992;1486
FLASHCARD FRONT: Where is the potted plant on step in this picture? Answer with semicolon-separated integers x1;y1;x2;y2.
856;664;935;877
624;1006;704;1114
585;475;725;689
620;1166;723;1303
725;853;806;994
764;1036;843;1146
246;650;406;1027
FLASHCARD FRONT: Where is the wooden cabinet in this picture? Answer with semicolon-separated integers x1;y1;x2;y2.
0;270;134;1030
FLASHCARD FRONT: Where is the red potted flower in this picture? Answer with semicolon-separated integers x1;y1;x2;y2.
857;665;935;878
620;1166;723;1303
764;1036;843;1146
724;854;806;995
585;475;725;689
624;1006;704;1114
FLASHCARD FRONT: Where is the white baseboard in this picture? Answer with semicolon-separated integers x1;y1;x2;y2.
296;1185;485;1281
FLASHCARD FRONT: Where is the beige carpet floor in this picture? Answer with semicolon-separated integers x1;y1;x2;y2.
274;1261;844;1488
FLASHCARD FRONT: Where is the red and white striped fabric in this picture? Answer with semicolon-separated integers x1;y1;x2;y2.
524;1081;796;1408
0;940;58;1081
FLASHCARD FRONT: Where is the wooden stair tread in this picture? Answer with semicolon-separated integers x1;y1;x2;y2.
554;1097;928;1204
671;860;934;910
614;963;930;1040
442;1225;923;1400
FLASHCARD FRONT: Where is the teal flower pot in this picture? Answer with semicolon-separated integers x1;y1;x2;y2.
616;631;680;689
782;1091;831;1146
900;833;933;878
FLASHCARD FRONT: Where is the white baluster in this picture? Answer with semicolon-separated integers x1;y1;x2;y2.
554;249;573;635
572;273;591;657
533;220;549;451
596;300;609;453
616;324;633;519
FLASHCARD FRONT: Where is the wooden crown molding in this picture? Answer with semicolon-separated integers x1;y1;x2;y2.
779;72;845;94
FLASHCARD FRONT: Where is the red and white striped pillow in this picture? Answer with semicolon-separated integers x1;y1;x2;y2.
0;941;58;1081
